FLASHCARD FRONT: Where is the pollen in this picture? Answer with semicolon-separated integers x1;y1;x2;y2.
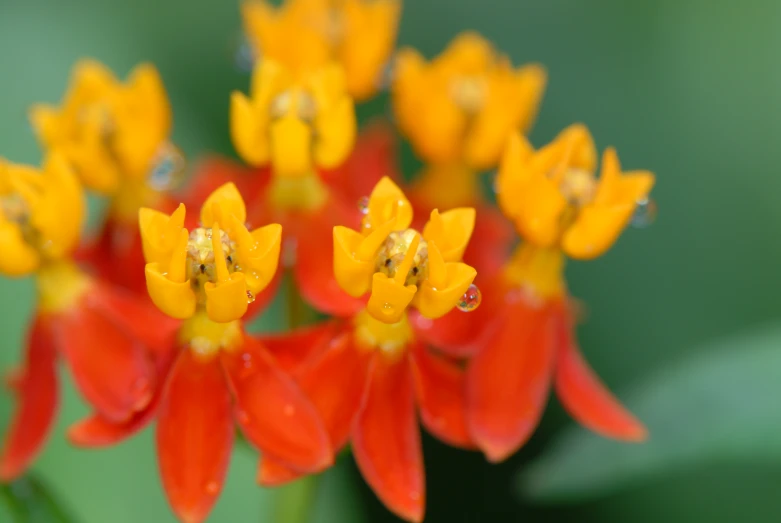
374;229;429;287
557;167;597;207
450;76;487;114
186;227;237;299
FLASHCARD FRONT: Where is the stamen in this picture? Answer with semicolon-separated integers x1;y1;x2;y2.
211;222;231;283
394;233;420;285
357;220;396;260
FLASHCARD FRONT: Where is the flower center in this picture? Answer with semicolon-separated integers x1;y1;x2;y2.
186;227;238;302
0;193;41;251
450;76;487;114
375;229;429;287
269;90;317;123
556;167;597;208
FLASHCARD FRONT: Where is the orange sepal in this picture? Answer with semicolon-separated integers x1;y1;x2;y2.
352;352;425;522
553;305;648;441
156;350;234;523
221;337;332;475
466;295;558;462
0;316;58;481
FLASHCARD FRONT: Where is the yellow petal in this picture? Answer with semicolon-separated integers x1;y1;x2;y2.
422;208;476;262
313;95;356;169
145;262;197;319
242;222;283;294
230;91;270;166
139;203;186;265
366;272;416;324
200;182;247;231
514;173;567;248
34;153;85;260
365;176;413;231
0;219;40;277
415;261;476;319
269;114;313;177
204;272;249;323
333;225;376;297
496;131;535;219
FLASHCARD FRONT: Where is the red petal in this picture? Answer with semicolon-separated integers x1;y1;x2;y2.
463;204;515;278
54;288;156;423
409;274;507;358
257;325;370;486
553;306;648;441
352;352;425;523
221;337;332;474
260;321;339;374
88;281;180;354
321;120;400;201
0;316;58;481
294;196;366;317
157;350;234;523
67;343;179;448
410;343;475;449
466;295;558;462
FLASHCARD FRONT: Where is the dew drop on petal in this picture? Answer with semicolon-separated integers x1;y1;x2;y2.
246;290;255;303
631;197;657;228
409;490;421;501
357;196;370;215
205;481;220;495
457;284;482;312
147;143;186;191
232;34;257;73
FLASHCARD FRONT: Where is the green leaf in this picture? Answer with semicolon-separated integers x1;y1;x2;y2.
519;322;781;503
1;476;77;523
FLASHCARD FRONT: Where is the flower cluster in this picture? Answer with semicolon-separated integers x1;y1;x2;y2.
0;1;655;522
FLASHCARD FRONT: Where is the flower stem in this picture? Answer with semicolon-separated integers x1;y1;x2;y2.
272;474;320;523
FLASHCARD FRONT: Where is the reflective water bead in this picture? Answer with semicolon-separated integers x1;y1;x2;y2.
457;284;481;312
246;290;255;303
631;197;657;228
357;195;370;214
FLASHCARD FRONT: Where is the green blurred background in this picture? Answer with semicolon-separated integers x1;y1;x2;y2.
2;0;781;521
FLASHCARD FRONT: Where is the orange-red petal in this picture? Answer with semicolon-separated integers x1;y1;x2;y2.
221;337;332;474
156;350;234;523
54;291;155;423
466;295;558;462
294;196;366;317
67;343;179;448
410;343;475;449
553;306;648;441
0;316;58;481
352;352;425;523
261;321;338;374
462;204;514;278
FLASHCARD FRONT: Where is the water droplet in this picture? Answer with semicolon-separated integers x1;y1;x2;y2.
205;481;220;495
357;196;370;214
232;34;257;73
457;284;482;312
246;290;255;303
409;490;421;501
237;410;251;424
147;143;185;191
283;404;295;416
631;197;657;228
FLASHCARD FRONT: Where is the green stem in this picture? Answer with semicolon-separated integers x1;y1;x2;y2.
272;474;320;523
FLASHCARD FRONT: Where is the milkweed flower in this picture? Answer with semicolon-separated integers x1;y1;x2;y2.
0;154;172;481
30;60;180;294
256;177;480;522
227;57;391;316
242;0;401;100
69;183;332;523
392;32;545;275
415;124;654;462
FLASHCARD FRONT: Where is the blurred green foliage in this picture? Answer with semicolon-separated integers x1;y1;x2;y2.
1;0;780;522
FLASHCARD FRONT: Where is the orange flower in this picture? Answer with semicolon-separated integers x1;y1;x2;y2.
242;0;401;100
69;184;332;523
413;125;654;462
496;124;655;259
254;177;482;522
0;155;176;481
393;32;546;170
